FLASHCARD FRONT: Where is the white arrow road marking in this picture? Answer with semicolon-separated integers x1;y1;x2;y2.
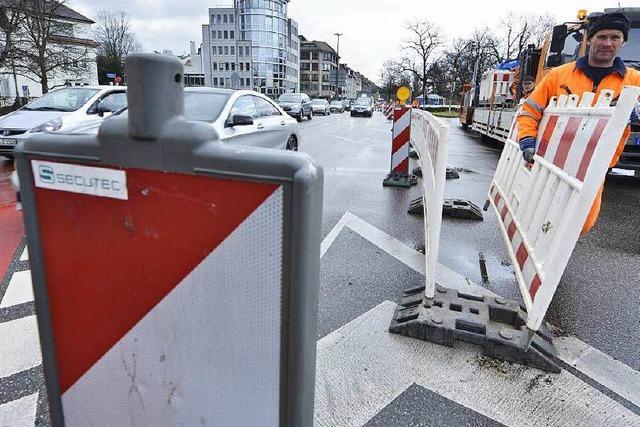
0;315;41;378
321;211;640;415
0;270;34;309
314;301;640;427
0;393;38;427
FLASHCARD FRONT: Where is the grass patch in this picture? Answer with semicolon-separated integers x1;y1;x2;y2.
432;111;460;118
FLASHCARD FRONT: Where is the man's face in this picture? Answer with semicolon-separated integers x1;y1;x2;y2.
587;29;625;64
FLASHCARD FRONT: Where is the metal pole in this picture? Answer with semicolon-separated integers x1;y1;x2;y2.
334;33;342;100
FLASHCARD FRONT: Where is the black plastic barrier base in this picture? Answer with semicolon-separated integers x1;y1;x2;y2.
383;172;418;188
389;285;561;373
408;197;484;220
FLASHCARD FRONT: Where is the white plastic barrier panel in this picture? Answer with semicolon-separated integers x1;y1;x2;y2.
410;108;450;298
489;86;640;331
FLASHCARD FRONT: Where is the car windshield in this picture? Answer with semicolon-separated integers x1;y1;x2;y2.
278;94;301;103
354;98;372;106
184;92;231;122
22;87;100;112
330;101;342;106
312;99;325;104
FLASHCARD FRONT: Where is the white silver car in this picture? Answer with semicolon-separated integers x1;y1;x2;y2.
0;86;126;157
58;88;301;151
311;99;330;115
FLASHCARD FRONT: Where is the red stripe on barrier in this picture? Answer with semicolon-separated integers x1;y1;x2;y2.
537;115;559;157
500;205;508;220
507;220;516;240
553;117;582;168
529;275;542;300
494;192;501;207
395;159;409;173
516;243;528;270
576;118;609;181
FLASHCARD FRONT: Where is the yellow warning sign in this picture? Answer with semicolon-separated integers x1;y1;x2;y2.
396;86;411;102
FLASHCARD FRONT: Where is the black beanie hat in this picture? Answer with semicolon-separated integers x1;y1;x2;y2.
588;12;630;41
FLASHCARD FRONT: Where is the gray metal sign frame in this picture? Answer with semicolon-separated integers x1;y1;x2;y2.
15;54;323;426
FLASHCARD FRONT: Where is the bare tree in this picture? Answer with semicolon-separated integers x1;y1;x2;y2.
0;0;26;66
94;10;140;83
399;20;443;101
13;0;93;94
497;12;555;61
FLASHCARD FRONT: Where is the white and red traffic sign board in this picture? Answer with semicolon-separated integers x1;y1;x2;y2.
488;87;640;331
32;162;286;425
390;107;411;173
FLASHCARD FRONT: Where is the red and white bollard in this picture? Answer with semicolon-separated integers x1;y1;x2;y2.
383;106;417;188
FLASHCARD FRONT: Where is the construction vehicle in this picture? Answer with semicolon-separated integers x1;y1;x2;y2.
459;8;640;172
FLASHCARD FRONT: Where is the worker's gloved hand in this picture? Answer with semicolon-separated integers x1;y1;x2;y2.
519;136;536;164
522;148;535;164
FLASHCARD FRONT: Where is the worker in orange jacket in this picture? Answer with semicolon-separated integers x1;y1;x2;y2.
516;12;640;235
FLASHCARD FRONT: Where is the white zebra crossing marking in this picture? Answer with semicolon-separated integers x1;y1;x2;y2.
0;270;34;309
0;393;38;427
19;246;28;261
0;316;41;378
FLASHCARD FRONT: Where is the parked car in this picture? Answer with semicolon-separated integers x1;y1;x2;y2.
351;97;374;117
59;88;301;151
0;86;127;158
312;98;331;115
329;100;345;113
342;99;353;111
277;93;313;122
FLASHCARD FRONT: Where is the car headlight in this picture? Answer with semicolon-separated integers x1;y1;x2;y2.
31;118;63;133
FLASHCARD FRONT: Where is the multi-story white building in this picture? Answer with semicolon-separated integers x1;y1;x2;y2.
0;3;98;103
201;0;299;97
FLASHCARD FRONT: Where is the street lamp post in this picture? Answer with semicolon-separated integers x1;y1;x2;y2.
334;32;343;100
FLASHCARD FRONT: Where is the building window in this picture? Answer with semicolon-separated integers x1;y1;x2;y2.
230;46;235;55
224;30;228;39
212;31;217;39
218;46;223;55
240;63;244;71
230;14;234;23
239;48;243;57
213;62;218;70
217;30;222;39
224;46;229;55
246;78;251;86
312;63;318;71
245;47;250;56
220;78;224;87
225;62;230;71
223;14;228;23
230;30;235;39
231;62;236;71
246;62;250;70
216;14;221;24
213;77;218;85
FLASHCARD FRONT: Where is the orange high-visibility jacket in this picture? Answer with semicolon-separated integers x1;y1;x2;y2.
516;57;640;234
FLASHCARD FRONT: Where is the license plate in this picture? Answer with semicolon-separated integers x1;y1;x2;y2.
0;138;17;146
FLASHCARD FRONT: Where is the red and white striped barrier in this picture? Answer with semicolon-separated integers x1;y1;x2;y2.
383;106;416;187
410;108;450;297
488;86;640;331
384;103;394;120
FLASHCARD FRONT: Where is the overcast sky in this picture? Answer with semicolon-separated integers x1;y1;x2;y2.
73;0;624;83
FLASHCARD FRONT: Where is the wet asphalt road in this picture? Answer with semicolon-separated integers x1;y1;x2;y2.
299;111;640;371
